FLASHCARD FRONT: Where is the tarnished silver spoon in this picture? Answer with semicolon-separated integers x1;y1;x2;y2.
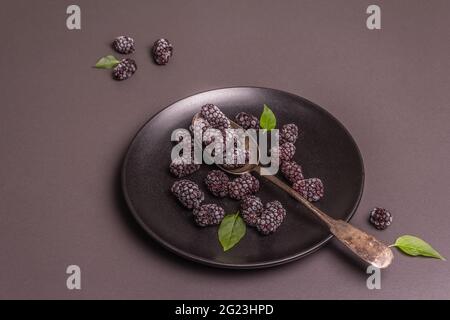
192;114;394;269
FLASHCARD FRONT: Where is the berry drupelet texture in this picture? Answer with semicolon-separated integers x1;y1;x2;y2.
112;58;137;81
281;161;304;183
152;38;173;65
293;178;324;202
256;201;287;235
112;36;135;54
228;173;260;200
235;112;260;130
369;207;393;230
200;104;231;131
169;157;200;178
171;179;204;209
240;195;264;227
193;203;225;227
280;123;299;144
204;170;230;197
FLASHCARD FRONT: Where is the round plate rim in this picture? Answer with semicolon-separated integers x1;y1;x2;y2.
121;86;365;269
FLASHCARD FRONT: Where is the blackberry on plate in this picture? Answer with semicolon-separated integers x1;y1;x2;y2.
193;203;225;227
200;104;230;131
235;112;260;130
257;201;287;235
152;38;173;65
228;173;260;200
112;58;137;81
169;157;200;178
222;147;249;170
280;123;299;144
369;207;393;230
272;142;296;163
171;179;204;209
112;36;135;54
293;178;324;202
281;161;304;183
204;170;229;197
240;195;263;227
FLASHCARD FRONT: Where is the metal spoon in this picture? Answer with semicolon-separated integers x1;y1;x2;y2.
193;114;394;269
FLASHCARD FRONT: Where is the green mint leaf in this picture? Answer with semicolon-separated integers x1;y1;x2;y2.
393;235;446;260
95;55;120;69
260;104;276;131
218;212;246;251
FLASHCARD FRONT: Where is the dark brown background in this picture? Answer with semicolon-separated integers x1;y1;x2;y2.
0;0;449;299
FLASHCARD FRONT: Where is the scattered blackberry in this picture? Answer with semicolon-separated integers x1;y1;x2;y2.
281;161;304;183
169;157;200;178
272;142;296;164
171;179;204;209
240;195;263;227
228;173;260;200
293;178;324;202
280;123;299;144
257;201;287;235
193;203;225;227
204;170;229;197
112;58;137;81
369;208;393;230
235;112;260;130
112;36;135;54
200;104;231;131
152;38;173;65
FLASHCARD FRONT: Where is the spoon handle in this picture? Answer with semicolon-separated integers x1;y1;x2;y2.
255;168;394;269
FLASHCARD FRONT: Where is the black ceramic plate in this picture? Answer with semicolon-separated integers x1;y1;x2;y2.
122;87;364;269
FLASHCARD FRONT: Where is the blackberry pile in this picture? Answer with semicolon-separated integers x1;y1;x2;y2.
272;142;296;163
152;38;173;65
204;170;229;197
171;179;204;209
256;201;287;235
228;173;260;200
112;59;137;81
112;36;135;54
193;204;225;227
369;207;393;230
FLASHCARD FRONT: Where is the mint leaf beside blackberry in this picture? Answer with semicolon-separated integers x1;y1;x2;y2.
95;55;120;69
392;235;446;260
260;104;276;131
218;212;246;251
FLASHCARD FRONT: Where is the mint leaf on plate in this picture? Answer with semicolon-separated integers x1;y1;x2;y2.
95;55;120;69
218;212;246;251
392;235;445;260
260;104;276;131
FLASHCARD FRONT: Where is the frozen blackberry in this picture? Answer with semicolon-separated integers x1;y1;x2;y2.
204;170;229;197
240;195;263;227
281;161;304;183
169;157;200;178
171;179;204;209
293;178;324;202
112;58;137;81
200;104;231;131
152;38;173;65
280;123;299;144
228;173;260;200
193;203;225;227
272;142;296;164
222;147;249;170
112;36;135;54
257;201;287;235
369;207;393;230
235;112;260;130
